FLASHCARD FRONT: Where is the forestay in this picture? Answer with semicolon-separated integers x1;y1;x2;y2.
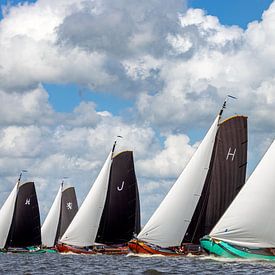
138;115;220;248
210;139;275;249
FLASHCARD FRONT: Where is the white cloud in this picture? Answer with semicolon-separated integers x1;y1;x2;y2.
0;86;166;222
137;134;197;178
0;86;54;125
1;0;275;226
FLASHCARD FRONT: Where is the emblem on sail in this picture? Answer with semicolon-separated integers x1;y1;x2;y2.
41;186;78;248
25;198;31;205
66;202;73;210
117;181;125;191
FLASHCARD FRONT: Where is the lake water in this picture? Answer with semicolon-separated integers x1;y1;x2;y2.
0;253;275;274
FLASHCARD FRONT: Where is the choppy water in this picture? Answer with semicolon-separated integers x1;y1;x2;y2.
0;253;275;274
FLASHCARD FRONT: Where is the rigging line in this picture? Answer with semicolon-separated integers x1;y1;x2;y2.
111;135;123;157
219;94;237;116
61;177;69;189
18;170;28;183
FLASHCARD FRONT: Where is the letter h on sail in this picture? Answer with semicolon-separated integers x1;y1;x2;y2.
226;147;236;161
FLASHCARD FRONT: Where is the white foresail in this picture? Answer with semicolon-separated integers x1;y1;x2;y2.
210;139;275;248
41;186;62;247
138;115;220;247
0;183;18;248
60;152;112;247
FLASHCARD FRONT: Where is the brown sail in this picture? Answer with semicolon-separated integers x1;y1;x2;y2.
183;115;247;244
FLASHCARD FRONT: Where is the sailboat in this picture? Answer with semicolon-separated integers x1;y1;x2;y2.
182;114;247;245
56;139;141;254
200;139;275;260
41;182;78;251
129;99;247;256
0;172;42;253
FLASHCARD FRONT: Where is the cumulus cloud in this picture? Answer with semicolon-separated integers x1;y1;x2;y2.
137;134;197;178
0;86;54;125
0;85;166;222
1;0;275;225
133;3;275;137
1;0;275;131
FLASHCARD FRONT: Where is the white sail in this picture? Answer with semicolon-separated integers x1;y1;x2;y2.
60;152;112;247
41;186;62;247
138;115;220;247
0;183;18;248
210;139;275;248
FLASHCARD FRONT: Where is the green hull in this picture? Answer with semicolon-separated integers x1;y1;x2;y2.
0;246;57;254
200;236;275;261
42;248;57;253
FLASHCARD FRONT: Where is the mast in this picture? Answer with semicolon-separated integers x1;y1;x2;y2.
210;139;275;248
6;182;41;247
96;151;141;244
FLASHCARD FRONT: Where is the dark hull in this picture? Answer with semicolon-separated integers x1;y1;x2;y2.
128;239;204;256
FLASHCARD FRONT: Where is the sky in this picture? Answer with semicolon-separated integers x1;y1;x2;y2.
0;0;275;225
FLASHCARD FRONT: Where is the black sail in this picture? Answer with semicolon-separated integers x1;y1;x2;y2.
96;151;141;244
6;182;41;247
55;187;78;242
183;116;248;244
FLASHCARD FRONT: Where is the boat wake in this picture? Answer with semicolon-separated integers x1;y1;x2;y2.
126;252;165;258
198;254;275;265
60;252;96;256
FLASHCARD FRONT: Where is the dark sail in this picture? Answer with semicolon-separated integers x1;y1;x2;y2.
96;151;141;244
55;187;78;242
183;116;248;244
6;182;41;247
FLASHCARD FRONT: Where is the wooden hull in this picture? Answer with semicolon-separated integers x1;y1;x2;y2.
56;243;96;254
200;236;275;260
56;243;129;255
128;239;204;256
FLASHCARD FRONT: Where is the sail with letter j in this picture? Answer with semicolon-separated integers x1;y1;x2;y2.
57;140;140;254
